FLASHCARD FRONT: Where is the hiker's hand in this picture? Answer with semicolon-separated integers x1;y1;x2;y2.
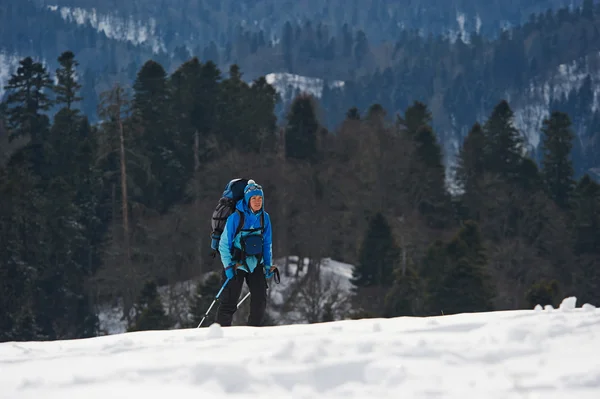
265;266;276;278
225;266;235;279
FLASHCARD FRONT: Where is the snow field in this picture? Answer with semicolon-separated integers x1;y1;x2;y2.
2;297;600;398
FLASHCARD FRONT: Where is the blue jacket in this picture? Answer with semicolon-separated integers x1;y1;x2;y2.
218;195;273;274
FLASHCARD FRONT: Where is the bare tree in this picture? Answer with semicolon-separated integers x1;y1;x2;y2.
276;259;351;324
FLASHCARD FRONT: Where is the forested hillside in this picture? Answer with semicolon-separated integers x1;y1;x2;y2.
1;43;599;341
2;1;600;177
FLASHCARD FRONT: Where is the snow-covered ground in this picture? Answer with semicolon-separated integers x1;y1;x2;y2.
3;296;599;398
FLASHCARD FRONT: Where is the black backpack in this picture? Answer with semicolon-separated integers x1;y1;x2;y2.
210;178;249;257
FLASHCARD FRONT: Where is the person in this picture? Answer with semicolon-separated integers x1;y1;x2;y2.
216;180;276;326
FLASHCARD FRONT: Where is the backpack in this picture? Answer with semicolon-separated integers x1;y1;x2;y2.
210;178;249;256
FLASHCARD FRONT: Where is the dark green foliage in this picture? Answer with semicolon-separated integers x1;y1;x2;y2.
401;101;433;138
424;221;495;315
571;175;600;255
346;107;361;120
54;51;83;110
351;212;398;287
525;279;561;308
132;59;184;213
285;94;320;162
3;57;53;143
541;111;576;209
483;100;524;180
384;267;425;317
189;272;222;328
412;124;453;228
128;281;171;332
455;123;486;220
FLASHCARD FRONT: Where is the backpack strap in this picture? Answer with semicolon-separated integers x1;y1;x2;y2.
234;209;245;237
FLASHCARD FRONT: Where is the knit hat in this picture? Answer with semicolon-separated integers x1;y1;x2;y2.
244;179;264;208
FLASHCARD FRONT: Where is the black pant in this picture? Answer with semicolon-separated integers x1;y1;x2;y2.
215;266;267;327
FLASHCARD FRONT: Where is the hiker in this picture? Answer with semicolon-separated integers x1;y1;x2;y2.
216;180;276;326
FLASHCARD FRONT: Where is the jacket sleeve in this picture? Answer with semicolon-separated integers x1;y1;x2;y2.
262;212;273;266
218;211;239;269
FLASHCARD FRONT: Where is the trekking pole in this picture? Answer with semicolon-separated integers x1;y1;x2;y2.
236;268;280;309
237;292;250;308
197;277;231;328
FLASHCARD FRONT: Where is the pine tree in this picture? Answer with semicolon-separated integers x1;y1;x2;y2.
540;111;575;209
483;100;524;180
455;122;486;220
351;212;398;287
247;76;278;154
401;100;432;138
54;50;83;111
455;123;486;194
3;56;53;143
419;239;449;315
2;56;53;177
572;175;600;255
346;107;360;120
572;176;600;306
437;221;495;314
169;57;221;184
132;59;182;213
189;272;223;327
384;267;424;317
97;83;138;324
525;279;561;308
214;64;254;152
412;125;452;228
285;94;320;162
128;281;171;332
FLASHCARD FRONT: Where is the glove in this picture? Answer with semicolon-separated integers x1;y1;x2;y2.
225;266;235;280
265;266;277;278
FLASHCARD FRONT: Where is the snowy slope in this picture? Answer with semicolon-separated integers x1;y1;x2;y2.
512;53;600;150
266;73;344;102
2;297;599;398
0;51;25;100
46;4;165;53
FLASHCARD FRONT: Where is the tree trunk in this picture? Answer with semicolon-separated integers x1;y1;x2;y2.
116;89;133;325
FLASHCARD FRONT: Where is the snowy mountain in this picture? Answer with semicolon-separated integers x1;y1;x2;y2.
3;296;599;398
37;0;584;45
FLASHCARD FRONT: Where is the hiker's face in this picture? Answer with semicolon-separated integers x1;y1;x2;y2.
250;195;262;211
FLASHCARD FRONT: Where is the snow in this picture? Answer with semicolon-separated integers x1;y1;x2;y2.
0;51;23;99
2;296;600;398
46;5;166;53
512;53;600;151
265;72;344;101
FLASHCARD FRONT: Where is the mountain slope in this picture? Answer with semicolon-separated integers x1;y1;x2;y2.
2;297;599;398
39;0;585;45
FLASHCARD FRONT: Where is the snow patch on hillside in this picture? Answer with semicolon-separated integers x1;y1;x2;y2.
97;257;355;335
266;72;344;102
47;5;165;53
0;51;23;99
512;54;600;150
